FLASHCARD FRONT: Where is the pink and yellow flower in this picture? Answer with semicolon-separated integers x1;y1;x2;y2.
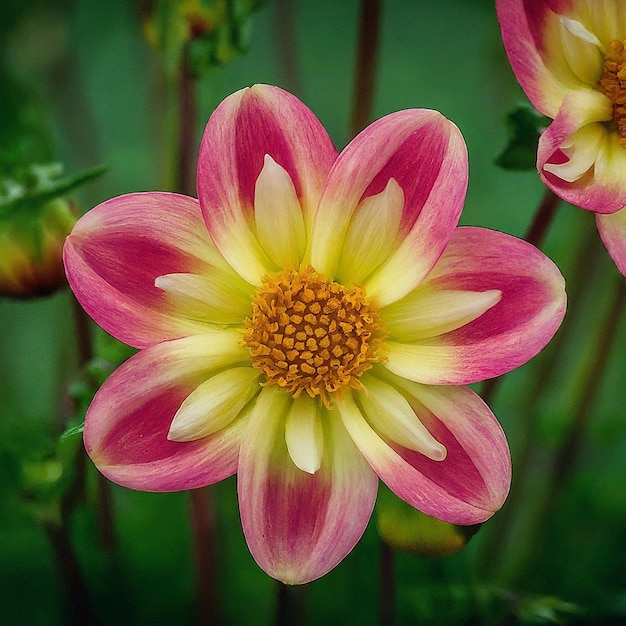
497;0;626;275
64;85;566;583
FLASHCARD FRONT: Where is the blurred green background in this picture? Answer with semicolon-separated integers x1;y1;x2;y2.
1;0;625;624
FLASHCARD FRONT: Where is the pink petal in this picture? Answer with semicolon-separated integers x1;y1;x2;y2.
597;207;626;277
84;333;252;491
338;382;510;525
238;386;378;584
64;192;239;349
537;93;626;214
383;227;566;385
311;109;468;307
496;0;575;117
197;84;338;285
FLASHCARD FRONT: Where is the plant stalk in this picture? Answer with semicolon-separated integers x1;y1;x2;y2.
379;541;395;626
189;488;222;625
349;0;383;138
480;186;561;405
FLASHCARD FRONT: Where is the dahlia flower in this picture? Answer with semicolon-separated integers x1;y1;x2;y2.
64;84;566;583
497;0;626;275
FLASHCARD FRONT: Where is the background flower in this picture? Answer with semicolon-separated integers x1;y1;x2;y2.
497;0;626;274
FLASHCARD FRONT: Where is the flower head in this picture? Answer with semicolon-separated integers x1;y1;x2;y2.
497;0;626;274
64;85;566;583
1;195;77;298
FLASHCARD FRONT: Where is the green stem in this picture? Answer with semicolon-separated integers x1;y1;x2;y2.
512;272;626;582
550;275;625;488
477;221;601;577
349;0;383;138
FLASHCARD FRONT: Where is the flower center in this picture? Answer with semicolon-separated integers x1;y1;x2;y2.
243;266;384;407
598;39;626;147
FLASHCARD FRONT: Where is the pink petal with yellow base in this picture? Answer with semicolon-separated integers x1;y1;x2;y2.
337;381;510;525
238;387;377;584
597;207;626;276
383;227;566;385
63;192;245;348
496;0;574;116
537;92;626;214
84;332;250;491
197;85;337;285
310;109;467;306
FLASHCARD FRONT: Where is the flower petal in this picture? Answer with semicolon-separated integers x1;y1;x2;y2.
154;272;252;325
357;374;446;461
335;178;404;285
537;93;626;214
168;367;261;442
381;287;502;342
496;0;576;116
197;84;337;285
84;332;250;491
63;192;239;348
254;154;306;269
310;109;467;306
383;227;566;385
597;207;626;277
238;386;377;584
337;381;511;525
558;15;604;84
542;122;606;182
284;394;324;475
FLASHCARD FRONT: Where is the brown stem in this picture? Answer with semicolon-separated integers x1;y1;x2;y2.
275;581;307;626
96;472;116;552
171;37;222;626
524;187;561;248
349;0;383;138
379;541;395;626
275;0;301;94
176;43;198;197
480;186;561;405
71;294;94;366
69;295;116;552
44;521;103;626
188;488;222;626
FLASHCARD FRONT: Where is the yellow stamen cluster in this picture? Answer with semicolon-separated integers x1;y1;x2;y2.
243;266;384;407
598;39;626;147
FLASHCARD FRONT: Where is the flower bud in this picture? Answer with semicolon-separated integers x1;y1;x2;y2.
376;487;481;557
0;196;77;298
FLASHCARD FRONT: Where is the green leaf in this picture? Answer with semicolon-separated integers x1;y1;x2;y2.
60;422;85;440
495;104;550;171
0;163;107;219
